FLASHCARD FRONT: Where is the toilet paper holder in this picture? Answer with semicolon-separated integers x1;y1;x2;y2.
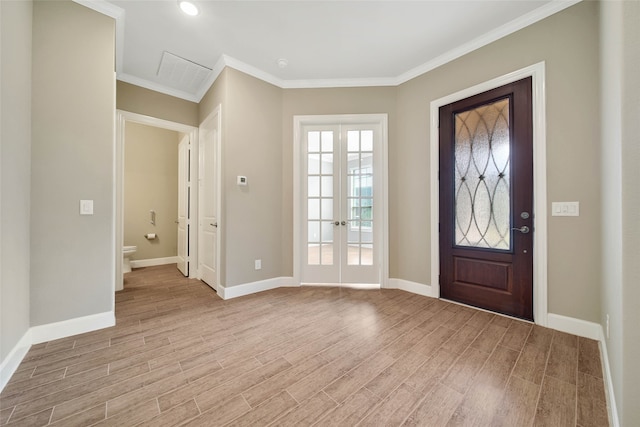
144;233;157;240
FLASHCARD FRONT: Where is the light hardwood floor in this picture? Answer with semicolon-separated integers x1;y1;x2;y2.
1;264;609;426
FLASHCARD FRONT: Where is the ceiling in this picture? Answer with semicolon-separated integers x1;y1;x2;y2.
77;0;579;102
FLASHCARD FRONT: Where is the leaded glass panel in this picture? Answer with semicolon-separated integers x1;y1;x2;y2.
454;98;511;250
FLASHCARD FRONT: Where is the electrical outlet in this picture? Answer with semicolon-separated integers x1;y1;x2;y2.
255;259;261;270
606;314;610;339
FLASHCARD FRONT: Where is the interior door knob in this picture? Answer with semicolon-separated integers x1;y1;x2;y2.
211;223;217;228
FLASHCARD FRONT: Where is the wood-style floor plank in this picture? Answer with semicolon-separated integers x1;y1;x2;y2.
0;264;610;426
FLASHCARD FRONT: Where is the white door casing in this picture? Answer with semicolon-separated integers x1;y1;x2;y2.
198;106;221;290
177;134;190;276
294;114;388;286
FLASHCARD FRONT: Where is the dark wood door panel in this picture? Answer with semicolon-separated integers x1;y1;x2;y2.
453;256;513;291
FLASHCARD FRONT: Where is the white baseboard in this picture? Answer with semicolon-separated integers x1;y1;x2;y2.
0;311;114;393
218;276;297;300
30;311;115;344
130;256;178;268
597;327;621;427
386;278;438;298
0;329;33;392
547;313;601;341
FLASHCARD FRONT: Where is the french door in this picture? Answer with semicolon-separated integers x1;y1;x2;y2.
299;118;384;285
439;77;533;320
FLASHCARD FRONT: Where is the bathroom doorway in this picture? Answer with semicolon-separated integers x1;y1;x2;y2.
115;111;199;291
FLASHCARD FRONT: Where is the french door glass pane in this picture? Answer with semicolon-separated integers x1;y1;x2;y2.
307;130;335;266
308;199;319;220
454;98;511;250
346;130;374;266
308;154;320;174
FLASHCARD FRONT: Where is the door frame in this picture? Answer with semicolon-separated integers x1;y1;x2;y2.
430;62;548;325
293;114;389;287
198;106;222;291
115;110;199;291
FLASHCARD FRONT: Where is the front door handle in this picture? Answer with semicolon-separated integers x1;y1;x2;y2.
512;225;530;234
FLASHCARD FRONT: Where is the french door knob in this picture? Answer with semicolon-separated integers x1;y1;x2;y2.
341;221;346;226
334;221;340;226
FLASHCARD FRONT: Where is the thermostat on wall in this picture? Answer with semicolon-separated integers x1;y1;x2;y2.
237;176;248;186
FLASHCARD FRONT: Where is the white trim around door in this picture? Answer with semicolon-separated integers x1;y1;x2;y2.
293;114;389;288
429;61;548;326
115;110;200;291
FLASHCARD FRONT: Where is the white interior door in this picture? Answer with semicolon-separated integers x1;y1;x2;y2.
176;134;190;276
300;120;383;285
199;109;219;290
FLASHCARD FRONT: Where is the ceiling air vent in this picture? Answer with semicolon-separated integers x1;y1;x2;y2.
157;51;212;94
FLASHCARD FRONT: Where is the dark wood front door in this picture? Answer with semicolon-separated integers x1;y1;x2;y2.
439;77;533;320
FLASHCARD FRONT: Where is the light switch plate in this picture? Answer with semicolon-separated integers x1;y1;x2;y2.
552;201;579;216
80;200;94;215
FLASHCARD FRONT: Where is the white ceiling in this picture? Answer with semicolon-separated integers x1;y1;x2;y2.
78;0;579;102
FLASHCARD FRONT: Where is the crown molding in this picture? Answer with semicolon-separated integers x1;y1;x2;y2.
396;0;581;84
77;0;582;102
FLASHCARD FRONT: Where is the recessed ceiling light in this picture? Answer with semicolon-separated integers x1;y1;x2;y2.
178;1;199;16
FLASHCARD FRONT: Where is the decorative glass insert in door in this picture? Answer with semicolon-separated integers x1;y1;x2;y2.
346;130;374;265
454;98;511;250
307;131;334;265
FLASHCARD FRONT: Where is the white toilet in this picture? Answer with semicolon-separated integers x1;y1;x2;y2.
123;245;137;274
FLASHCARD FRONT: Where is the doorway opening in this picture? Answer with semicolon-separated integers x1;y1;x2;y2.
439;77;533;320
115;111;199;291
430;62;548;325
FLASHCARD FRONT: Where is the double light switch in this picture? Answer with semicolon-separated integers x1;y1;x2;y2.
551;201;579;216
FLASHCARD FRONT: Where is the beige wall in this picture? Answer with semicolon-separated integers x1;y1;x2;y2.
395;1;601;322
620;3;640;423
601;0;640;424
0;0;32;364
117;81;199;127
281;87;397;276
30;1;115;325
124;123;180;260
225;69;283;286
199;68;283;286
